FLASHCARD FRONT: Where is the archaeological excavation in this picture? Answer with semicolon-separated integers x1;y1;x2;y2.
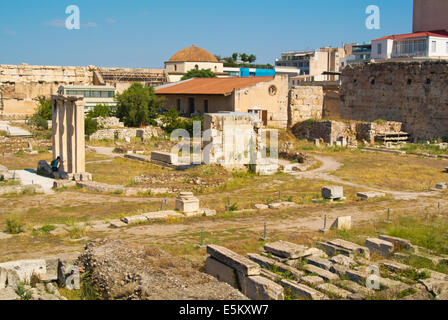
2;1;448;312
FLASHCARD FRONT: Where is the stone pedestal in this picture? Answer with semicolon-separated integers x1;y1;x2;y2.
175;192;200;213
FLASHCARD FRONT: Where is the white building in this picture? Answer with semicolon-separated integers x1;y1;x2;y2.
372;31;448;60
57;85;117;112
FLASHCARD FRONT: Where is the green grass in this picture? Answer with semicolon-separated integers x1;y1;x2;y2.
400;143;448;156
6;218;24;234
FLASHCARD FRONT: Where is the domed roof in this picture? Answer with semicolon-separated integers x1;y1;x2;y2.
168;45;219;63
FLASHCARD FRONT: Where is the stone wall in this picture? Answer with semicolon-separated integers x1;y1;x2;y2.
288;86;323;127
89;126;163;141
340;61;448;139
0;64;94;118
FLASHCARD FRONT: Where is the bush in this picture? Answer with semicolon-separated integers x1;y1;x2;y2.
0;130;7;137
87;104;113;119
6;218;24;234
36;96;52;120
160;108;203;135
85;118;99;136
181;69;217;80
28;114;48;130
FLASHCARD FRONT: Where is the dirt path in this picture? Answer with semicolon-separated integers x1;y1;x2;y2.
291;155;437;200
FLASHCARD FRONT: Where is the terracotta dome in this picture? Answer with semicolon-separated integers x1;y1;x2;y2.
169;45;219;63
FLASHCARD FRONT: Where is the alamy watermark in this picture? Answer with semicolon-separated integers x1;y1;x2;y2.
169;121;278;166
65;5;80;30
365;5;380;30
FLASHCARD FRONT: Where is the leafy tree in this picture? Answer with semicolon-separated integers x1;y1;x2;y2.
160;108;183;133
115;83;163;127
248;54;257;63
86;104;113;119
214;54;222;61
232;52;239;61
36;96;52;120
240;53;249;62
85;117;99;136
181;69;217;80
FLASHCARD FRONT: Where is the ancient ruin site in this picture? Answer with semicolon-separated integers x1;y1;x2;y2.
1;0;448;307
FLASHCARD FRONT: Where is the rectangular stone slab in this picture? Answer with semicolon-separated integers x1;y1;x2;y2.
316;283;352;299
306;256;333;271
205;257;239;289
365;238;394;257
316;242;353;258
281;279;328;300
239;275;284;300
303;264;339;282
327;239;370;259
264;241;308;259
247;253;304;280
379;235;412;250
207;245;260;276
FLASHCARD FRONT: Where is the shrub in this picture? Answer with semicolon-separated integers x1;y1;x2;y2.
86;104;113;119
85;117;99;136
28;114;48;130
36;96;52;120
6;218;24;234
373;119;387;124
15;283;32;300
0;130;7;137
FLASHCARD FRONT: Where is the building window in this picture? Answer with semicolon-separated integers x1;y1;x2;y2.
204;100;209;113
174;65;177;71
195;65;199;70
377;43;382;55
432;41;437;52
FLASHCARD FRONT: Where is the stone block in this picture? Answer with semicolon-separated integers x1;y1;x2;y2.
247;253;304;280
264;241;308;259
303;264;339;282
120;215;148;225
301;276;324;286
205;257;239;289
239;275;284;300
175;192;200;214
306;256;333;271
316;283;351;299
281;279;328;300
254;204;269;210
207;245;260;276
379;260;410;273
330;255;355;268
327;239;370;259
0;259;47;284
336;280;374;298
321;186;344;200
365;238;394;257
357;191;386;200
317;242;353;258
330;216;352;230
379;235;412;251
260;269;282;283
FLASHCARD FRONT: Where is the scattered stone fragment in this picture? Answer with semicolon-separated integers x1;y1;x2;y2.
317;242;353;258
0;259;47;283
207;245;260;276
379;260;410;273
321;186;344;200
365;238;394;257
264;241;308;259
281;279;328;300
0;287;20;300
330;264;349;277
120;215;148;225
254;204;269;210
316;283;351;299
303;264;339;282
356;191;386;200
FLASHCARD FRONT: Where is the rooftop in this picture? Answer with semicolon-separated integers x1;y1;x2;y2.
374;30;448;41
155;77;274;95
168;45;219;63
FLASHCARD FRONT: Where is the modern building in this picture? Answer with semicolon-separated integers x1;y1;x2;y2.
371;30;448;60
155;75;289;128
275;47;346;81
222;67;276;78
164;45;227;82
340;43;372;66
57;85;117;112
413;0;448;33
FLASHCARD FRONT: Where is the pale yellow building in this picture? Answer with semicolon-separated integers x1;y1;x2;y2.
155;75;289;128
164;45;226;82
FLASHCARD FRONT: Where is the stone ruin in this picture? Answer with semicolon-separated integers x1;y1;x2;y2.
292;119;407;147
203;113;278;175
206;237;448;300
37;95;91;181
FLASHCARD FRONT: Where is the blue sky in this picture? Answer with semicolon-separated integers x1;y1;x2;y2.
0;0;413;68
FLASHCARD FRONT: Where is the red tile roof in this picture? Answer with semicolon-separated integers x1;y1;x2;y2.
155;77;274;95
374;30;448;41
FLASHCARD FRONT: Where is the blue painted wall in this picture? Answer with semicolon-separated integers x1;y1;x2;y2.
240;68;276;77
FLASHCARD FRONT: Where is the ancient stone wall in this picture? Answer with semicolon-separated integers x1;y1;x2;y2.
340;61;448;139
288;86;323;127
0;64;94;118
89;126;163;141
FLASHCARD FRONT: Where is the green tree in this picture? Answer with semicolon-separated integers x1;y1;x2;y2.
248;54;257;63
181;69;217;80
240;53;249;63
232;52;239;61
160;108;182;133
86;104;113;119
36;96;52;120
115;83;163;127
85;118;99;136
